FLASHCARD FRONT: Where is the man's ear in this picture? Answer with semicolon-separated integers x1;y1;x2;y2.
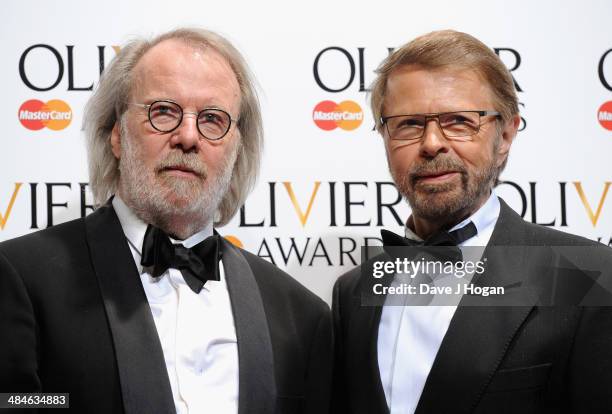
496;114;520;167
110;121;122;159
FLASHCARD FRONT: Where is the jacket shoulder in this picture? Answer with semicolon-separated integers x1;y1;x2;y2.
240;247;329;312
496;198;608;248
333;252;388;304
334;263;362;296
0;217;87;258
520;219;603;246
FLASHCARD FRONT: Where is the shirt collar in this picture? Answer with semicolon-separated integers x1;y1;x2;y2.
404;191;500;243
112;195;213;256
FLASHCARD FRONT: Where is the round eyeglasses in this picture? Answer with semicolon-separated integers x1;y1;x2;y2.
130;100;239;141
381;110;501;141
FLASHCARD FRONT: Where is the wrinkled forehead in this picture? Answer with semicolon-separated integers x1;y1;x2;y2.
383;64;496;113
385;64;494;96
129;39;241;105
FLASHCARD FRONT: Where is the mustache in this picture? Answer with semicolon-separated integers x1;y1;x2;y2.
155;151;207;178
409;157;466;184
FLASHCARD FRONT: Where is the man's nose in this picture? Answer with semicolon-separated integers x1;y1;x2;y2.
169;112;200;151
419;119;450;158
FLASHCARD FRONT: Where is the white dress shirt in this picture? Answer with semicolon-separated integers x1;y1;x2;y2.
377;192;500;414
113;197;238;414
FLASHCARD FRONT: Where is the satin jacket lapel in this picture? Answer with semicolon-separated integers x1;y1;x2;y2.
85;203;175;414
220;239;277;414
415;198;538;414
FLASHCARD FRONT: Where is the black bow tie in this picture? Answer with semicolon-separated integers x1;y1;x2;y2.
381;221;477;262
140;225;222;294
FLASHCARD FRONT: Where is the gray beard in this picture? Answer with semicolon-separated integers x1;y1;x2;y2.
117;121;240;238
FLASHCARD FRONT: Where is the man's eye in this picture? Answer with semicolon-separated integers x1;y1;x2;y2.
150;105;180;118
201;113;223;124
442;114;474;126
396;117;422;128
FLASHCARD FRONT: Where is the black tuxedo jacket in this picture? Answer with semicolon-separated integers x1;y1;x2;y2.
332;198;612;414
0;203;332;414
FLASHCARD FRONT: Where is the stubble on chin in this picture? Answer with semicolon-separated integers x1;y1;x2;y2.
392;157;497;223
154;170;206;208
397;171;471;221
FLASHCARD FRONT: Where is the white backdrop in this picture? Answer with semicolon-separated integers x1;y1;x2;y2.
2;0;611;304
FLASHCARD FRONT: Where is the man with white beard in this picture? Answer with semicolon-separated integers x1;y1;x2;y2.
0;28;332;414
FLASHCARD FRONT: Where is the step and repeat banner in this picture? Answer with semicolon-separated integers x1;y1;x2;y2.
2;0;611;303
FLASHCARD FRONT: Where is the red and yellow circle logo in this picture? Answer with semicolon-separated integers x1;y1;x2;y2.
598;101;612;131
313;100;363;131
18;99;72;131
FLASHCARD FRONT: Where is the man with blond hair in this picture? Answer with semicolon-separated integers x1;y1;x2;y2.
0;28;331;414
333;30;612;413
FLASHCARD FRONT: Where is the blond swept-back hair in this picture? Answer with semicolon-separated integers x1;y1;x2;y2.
370;30;519;133
83;27;262;226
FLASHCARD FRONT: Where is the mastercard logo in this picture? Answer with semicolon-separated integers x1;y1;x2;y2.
313;100;364;131
18;99;72;131
598;101;612;131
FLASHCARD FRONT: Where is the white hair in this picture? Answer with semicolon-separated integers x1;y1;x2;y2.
83;27;263;226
